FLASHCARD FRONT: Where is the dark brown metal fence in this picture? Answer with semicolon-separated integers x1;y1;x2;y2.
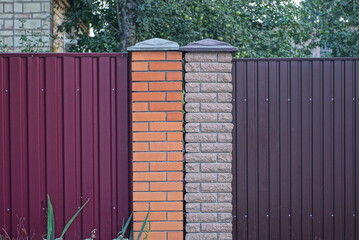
233;58;359;240
0;53;130;240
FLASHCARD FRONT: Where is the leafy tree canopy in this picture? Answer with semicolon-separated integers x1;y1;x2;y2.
60;0;358;57
301;0;359;57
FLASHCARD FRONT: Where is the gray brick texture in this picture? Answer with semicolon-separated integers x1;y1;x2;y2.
184;52;234;240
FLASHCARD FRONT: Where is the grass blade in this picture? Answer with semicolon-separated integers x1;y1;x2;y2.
47;195;55;240
136;212;149;240
117;213;133;239
59;199;89;238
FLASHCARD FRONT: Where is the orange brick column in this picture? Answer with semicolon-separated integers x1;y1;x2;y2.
128;39;184;240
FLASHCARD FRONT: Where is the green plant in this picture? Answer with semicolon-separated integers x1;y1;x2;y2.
116;212;149;240
1;217;33;240
18;18;51;53
46;195;89;240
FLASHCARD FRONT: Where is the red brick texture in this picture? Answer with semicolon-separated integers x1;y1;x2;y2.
131;51;184;239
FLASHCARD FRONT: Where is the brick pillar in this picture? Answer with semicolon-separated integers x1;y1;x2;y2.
128;38;184;240
180;39;238;240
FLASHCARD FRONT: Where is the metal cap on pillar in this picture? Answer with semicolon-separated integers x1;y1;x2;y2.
127;38;180;51
180;38;238;52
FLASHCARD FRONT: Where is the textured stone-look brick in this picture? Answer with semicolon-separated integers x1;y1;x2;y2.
184;48;235;240
130;48;183;239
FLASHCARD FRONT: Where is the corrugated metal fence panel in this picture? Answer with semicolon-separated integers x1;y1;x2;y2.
0;54;130;240
233;58;359;240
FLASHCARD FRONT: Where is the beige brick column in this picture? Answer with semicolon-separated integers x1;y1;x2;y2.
181;39;238;240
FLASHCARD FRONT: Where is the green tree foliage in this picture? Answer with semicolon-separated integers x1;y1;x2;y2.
61;0;312;57
301;0;359;57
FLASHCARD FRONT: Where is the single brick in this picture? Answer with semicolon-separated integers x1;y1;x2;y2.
133;152;166;161
218;133;232;143
150;82;182;91
218;193;232;203
168;213;184;221
201;143;232;153
185;183;200;193
201;123;234;133
168;152;183;161
185;143;200;153
219;233;232;240
218;93;233;103
133;202;149;211
150;122;182;131
169;232;184;240
134;211;167;221
186;213;217;223
218;53;233;62
133;182;149;191
185;63;201;72
201;83;233;93
185;123;200;133
133;192;166;201
133;162;149;172
151;222;183;231
201;103;232;113
186;224;201;233
167;71;182;80
167;132;183;141
218;73;232;82
186;203;201;212
202;223;232;233
132;72;165;81
132;51;166;61
218;153;232;163
132;62;148;71
185;133;217;143
150;202;183;211
133;123;148;133
186;173;218;183
150;162;183;171
149;62;182;71
185;193;218;204
218;113;233;122
150;102;182;111
133;132;166;141
167;52;183;60
150;142;183;151
166;92;182;101
185;72;217;82
167;172;183;181
132;82;148;91
132;102;148;111
218;213;233;223
185;53;218;62
151;182;182;191
133;172;167;181
186;113;217;123
132;112;166;121
185;103;200;112
186;233;217;240
201;183;232;193
185;93;217;102
201;203;232;213
167;112;183;121
185;153;217;163
201;163;232;173
132;142;148;151
186;163;200;173
133;92;165;101
201;63;232;72
186;83;200;92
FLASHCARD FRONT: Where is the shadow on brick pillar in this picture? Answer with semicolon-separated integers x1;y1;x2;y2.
128;38;184;240
180;39;238;240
